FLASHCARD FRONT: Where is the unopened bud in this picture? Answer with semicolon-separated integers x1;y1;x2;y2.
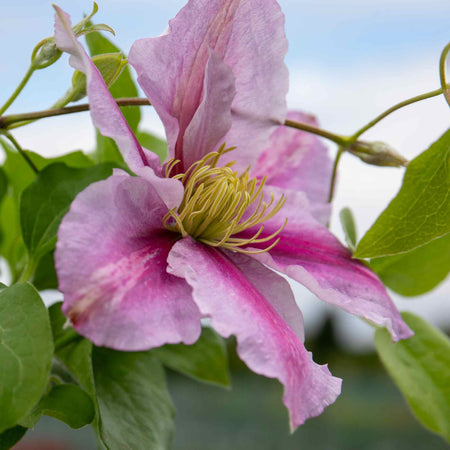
347;141;408;167
69;53;128;102
31;37;62;70
30;3;113;72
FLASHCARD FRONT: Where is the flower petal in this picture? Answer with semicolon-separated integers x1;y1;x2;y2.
167;238;341;429
182;49;236;168
243;187;413;341
53;6;155;173
129;0;288;172
55;174;201;351
253;111;332;224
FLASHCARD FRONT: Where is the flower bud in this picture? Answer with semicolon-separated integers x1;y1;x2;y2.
31;37;62;70
69;53;128;102
347;141;408;167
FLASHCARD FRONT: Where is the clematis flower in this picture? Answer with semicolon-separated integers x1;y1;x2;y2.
53;0;413;430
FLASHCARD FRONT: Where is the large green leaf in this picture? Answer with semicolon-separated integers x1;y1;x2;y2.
355;129;450;258
371;234;450;296
375;312;450;442
93;348;175;450
1;140;93;200
85;29;141;163
0;284;53;432
20;162;114;262
153;327;230;387
50;303;175;449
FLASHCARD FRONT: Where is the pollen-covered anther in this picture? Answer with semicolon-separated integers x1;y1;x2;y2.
163;144;287;254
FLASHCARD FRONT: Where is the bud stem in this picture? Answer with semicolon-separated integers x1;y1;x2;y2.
0;65;35;116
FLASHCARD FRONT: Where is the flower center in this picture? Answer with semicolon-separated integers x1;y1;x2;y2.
162;145;287;254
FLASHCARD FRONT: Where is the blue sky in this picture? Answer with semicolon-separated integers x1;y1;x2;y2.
1;0;449;349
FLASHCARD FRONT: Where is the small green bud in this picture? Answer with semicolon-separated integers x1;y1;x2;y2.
69;53;128;102
347;141;408;167
30;3;113;72
31;37;62;70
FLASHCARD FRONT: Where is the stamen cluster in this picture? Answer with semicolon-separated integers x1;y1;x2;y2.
163;145;287;253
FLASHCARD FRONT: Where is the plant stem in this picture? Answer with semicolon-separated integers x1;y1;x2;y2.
284;119;349;147
351;87;446;141
328;147;344;203
1;131;39;174
0;66;35;116
0;97;151;129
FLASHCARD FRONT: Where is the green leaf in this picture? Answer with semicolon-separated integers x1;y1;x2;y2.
0;168;7;204
355;129;450;258
137;131;168;162
93;348;175;450
375;312;450;442
85;28;141;164
0;195;26;280
0;284;53;432
50;303;106;449
1;140;94;200
0;142;94;279
37;384;95;429
371;233;450;296
153;327;230;387
0;426;27;450
339;207;357;251
33;252;58;291
50;303;175;449
20;162;114;261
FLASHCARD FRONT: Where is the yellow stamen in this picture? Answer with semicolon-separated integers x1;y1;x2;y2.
162;145;287;254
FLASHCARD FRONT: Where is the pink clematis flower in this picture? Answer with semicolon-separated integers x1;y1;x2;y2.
53;0;412;430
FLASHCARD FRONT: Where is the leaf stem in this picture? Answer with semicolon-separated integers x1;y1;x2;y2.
1;131;39;174
0;66;35;116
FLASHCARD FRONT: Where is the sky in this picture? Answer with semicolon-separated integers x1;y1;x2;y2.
0;0;449;350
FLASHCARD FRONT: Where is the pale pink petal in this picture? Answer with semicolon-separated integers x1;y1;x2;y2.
226;251;305;341
241;187;413;341
167;238;341;429
129;0;288;172
182;50;236;168
53;6;155;173
253;111;332;224
55;175;201;351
